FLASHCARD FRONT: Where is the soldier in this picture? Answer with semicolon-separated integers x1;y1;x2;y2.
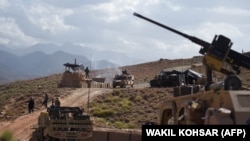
28;97;34;113
122;69;128;74
55;97;61;107
50;98;55;109
41;93;49;108
85;67;90;78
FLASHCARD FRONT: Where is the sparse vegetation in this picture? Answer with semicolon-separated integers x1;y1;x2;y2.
1;56;250;131
0;74;73;121
90;88;172;129
0;130;15;141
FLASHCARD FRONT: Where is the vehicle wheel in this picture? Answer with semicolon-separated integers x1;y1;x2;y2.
178;108;186;125
161;109;174;125
224;75;242;90
45;135;51;141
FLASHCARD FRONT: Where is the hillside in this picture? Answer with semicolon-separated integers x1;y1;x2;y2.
91;56;206;83
0;57;200;122
1;55;250;131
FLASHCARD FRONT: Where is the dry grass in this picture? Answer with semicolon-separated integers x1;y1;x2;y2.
1;56;250;129
0;74;74;121
90;88;173;129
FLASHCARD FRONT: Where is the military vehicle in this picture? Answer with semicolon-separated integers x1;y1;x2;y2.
150;68;206;88
58;59;89;88
58;59;110;88
133;12;250;125
30;106;93;141
112;69;134;88
150;69;184;87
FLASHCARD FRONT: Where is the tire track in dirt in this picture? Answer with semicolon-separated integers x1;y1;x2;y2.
0;88;112;141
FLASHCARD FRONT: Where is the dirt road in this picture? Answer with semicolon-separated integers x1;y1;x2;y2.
0;88;112;141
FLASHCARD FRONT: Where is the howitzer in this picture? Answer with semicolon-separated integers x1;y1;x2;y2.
133;13;250;126
133;12;250;76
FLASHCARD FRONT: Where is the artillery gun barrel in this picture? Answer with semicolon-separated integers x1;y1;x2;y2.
133;12;211;54
133;12;190;39
133;12;250;70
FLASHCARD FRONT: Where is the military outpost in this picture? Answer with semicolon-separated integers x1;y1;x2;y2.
58;58;110;88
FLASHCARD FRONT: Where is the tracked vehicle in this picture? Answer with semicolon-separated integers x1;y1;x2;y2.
134;12;250;125
58;59;89;88
30;106;93;141
58;59;110;88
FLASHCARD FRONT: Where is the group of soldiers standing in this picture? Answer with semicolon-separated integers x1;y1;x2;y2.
28;93;60;113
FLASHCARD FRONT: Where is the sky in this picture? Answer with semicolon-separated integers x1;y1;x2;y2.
0;0;250;63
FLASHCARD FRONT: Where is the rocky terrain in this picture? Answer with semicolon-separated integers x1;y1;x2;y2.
0;56;205;123
1;55;250;140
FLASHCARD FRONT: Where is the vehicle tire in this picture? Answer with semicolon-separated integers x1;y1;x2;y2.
224;75;242;90
45;135;51;141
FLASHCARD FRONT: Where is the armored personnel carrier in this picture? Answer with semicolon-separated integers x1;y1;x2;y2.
150;68;206;88
30;106;93;140
58;59;88;88
150;69;184;87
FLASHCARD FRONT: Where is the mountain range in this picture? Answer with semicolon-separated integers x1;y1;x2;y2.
0;43;145;83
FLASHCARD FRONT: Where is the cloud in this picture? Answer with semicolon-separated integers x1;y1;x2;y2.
0;0;10;10
0;0;249;63
211;7;250;16
118;37;137;48
26;3;76;34
0;17;38;47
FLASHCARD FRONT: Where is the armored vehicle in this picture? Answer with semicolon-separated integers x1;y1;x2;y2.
58;59;111;88
58;59;88;88
150;69;184;87
30;106;93;140
134;12;250;125
112;70;134;88
150;68;206;88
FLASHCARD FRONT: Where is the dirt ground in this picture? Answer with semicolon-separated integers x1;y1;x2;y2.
1;54;250;141
0;88;112;141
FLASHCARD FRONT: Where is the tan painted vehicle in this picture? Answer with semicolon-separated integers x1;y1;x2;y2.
58;59;89;88
30;106;93;141
112;70;134;88
134;12;250;125
161;88;250;125
58;59;110;88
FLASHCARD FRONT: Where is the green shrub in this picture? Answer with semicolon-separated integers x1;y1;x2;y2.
119;99;133;112
112;90;121;96
92;108;115;117
114;121;126;129
104;96;120;103
0;130;14;141
127;122;137;129
134;95;143;102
